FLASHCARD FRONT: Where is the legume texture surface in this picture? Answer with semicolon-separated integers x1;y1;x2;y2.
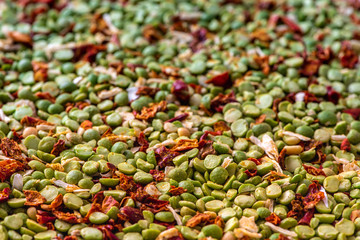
0;0;360;239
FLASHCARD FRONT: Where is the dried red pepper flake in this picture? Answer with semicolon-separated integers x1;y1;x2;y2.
63;236;78;240
136;86;160;97
136;101;167;120
11;129;23;143
143;24;167;43
300;58;321;77
119;206;144;223
0;160;26;182
80;120;93;130
253;55;270;75
298;208;315;225
155;146;180;168
0;138;27;163
8;31;33;46
210;91;238;112
102;196;120;214
50;139;66;156
109;61;124;74
255;114;267;124
189;27;207;52
339;41;359;69
24;190;47;206
244;169;257;177
35;92;56;103
186;212;215;227
303;181;325;210
0;188;11;203
275;234;291;240
171;139;199;152
2;57;14;64
315;46;333;63
206;72;231;87
36;210;57;224
171;80;190;104
137;132;149;152
116;173;138;192
90;13;109;34
287;194;304;220
21;116;54;127
248;158;261;165
41;194;63;211
265;171;289;183
73;44;107;63
165;113;189;123
265;213;281;225
257;0;277;10
32;61;48;82
149;169;165;182
97;225;121;240
198;140;216;159
325;86;341;104
213;121;230;132
351;210;360;222
281;16;302;34
52;210;82;224
250;29;272;44
340;138;351;151
302;164;326;176
343;108;360;120
169;186;187;196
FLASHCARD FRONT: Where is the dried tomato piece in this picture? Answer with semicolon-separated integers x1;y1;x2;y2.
136;86;160;97
210;92;238;112
137;132;149;152
165;113;189;123
120;206;144;223
171;139;198;152
0;188;11;203
136;101;167;120
52;211;82;224
35;92;55;103
186;213;214;227
340;138;351;151
32;61;48;82
300;58;321;77
0;160;26;181
244;169;257;177
24;190;46;206
116;173;138;192
0;138;25;161
287;194;304;220
155;146;180;168
315;46;333;63
265;213;281;225
141;197;169;213
339;41;359;69
303;164;326;176
169;186;187;196
206;72;231;87
41;194;63;211
298;208;315;225
50;140;66;156
149;170;165;182
171;80;190;103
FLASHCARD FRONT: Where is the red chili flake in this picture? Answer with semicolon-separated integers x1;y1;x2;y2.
298;208;315;225
244;169;257;177
21;116;54;127
186;212;215;227
340;138;351;151
46;222;55;230
171;80;190;104
315;45;333;63
265;213;281;225
73;44;107;63
303;181;325;210
136;86;160;97
11;129;23;143
80;120;93;130
136;101;167;120
50;140;66;156
116;173;138;192
199;131;221;142
189;28;207;52
285;91;319;104
24;190;46;206
155;146;180;168
35;92;56;103
325;86;341;104
351;210;360;222
97;225;121;240
140;197;169;213
64;236;79;240
101;128;121;144
188;83;203;94
339;41;359;68
165;113;189;123
248;158;261;165
8;31;33;46
206;72;231;88
303;164;326;176
109;61;124;74
52;210;82;224
137;132;149;152
169;186;187;196
268;14;280;28
343;108;360;119
2;57;14;64
20;5;48;24
149;169;165;182
161;65;180;77
0;188;11;203
213;121;230;132
253;55;270;75
90;13;108;34
265;171;289;183
36;210;56;224
0;160;26;182
287;194;304;220
198;140;216;159
255;114;267;124
171;139;199;152
281;16;302;34
102;196;120;214
210;91;238;112
275;234;291;240
120;206;144;223
300;58;321;77
257;0;276;10
32;61;48;82
143;24;167;43
41;194;63;211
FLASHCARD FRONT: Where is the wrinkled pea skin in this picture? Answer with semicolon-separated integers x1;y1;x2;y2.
1;0;360;239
